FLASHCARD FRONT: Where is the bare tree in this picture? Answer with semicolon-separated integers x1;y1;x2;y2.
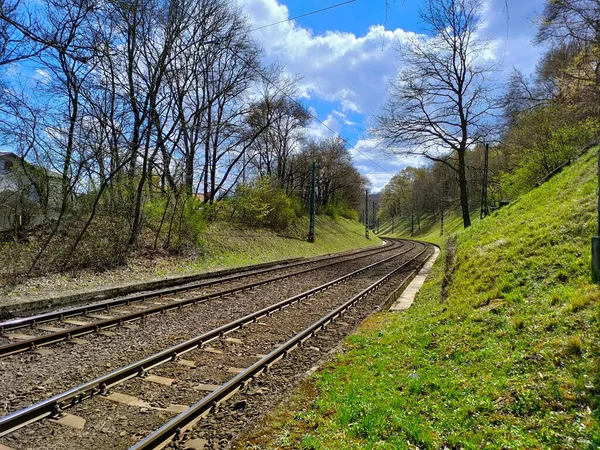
537;0;600;46
373;0;495;228
246;75;310;191
536;0;600;118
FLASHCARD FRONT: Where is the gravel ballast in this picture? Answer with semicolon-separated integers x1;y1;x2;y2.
0;241;432;450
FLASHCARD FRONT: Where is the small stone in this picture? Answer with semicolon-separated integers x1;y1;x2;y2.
185;438;208;450
248;388;265;396
120;431;127;437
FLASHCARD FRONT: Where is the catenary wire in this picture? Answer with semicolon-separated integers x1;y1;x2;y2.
249;0;357;32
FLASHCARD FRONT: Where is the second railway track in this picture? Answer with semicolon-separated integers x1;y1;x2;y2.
0;241;401;356
0;239;434;450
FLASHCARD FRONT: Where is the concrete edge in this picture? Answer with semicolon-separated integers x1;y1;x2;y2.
232;241;439;448
386;246;440;312
376;243;439;313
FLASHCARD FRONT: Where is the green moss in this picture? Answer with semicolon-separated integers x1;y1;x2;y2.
239;148;600;449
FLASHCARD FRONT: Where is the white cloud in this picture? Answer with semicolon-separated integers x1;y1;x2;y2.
350;139;429;192
240;0;418;114
240;0;545;192
241;0;544;120
351;138;427;168
304;114;341;140
354;166;392;193
33;68;52;84
333;110;357;127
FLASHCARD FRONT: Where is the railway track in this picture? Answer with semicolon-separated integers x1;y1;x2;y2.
0;241;401;357
0;239;433;450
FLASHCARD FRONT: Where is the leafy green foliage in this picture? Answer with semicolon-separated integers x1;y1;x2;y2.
228;178;301;231
144;194;206;250
499;108;598;199
322;201;359;221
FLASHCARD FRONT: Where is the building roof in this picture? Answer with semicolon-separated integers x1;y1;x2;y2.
0;152;61;178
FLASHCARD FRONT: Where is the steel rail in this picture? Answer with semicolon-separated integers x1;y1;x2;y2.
0;242;404;358
0;242;418;437
0;241;396;333
131;242;433;450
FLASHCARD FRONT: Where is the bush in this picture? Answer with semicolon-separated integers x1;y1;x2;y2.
144;193;205;250
322;202;359;221
499;113;598;199
229;178;298;230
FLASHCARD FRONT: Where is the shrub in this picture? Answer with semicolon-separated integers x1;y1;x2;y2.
499;114;599;199
322;201;359;221
229;178;298;231
143;193;206;251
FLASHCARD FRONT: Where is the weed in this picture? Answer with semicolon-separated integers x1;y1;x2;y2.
551;293;562;305
512;316;525;331
564;336;584;356
568;287;600;312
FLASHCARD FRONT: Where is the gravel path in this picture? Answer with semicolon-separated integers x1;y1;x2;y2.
0;241;431;450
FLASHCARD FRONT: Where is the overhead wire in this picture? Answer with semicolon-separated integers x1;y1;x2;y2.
240;0;397;178
249;0;357;32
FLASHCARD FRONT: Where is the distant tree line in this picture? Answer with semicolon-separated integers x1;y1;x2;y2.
0;0;367;277
376;0;600;233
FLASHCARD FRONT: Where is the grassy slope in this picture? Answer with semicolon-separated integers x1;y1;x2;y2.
377;212;473;246
238;149;600;449
196;216;383;272
1;216;381;303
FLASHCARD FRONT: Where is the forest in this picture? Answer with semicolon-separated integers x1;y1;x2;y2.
0;0;367;277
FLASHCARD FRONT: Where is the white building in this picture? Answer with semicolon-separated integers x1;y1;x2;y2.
0;152;61;232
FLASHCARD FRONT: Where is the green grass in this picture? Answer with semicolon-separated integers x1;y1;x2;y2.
194;216;383;271
0;216;381;303
377;212;474;246
237;149;600;449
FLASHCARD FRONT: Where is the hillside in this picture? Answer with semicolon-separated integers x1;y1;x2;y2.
237;149;600;448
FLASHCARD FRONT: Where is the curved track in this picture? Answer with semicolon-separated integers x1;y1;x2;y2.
0;241;400;357
0;239;434;450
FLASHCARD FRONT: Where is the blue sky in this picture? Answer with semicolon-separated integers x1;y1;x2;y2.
240;0;547;191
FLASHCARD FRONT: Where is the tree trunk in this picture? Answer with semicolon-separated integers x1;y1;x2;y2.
458;150;471;228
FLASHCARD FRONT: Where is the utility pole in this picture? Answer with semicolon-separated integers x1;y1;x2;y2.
372;200;376;230
365;190;369;239
480;143;490;220
307;161;316;243
593;149;600;282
